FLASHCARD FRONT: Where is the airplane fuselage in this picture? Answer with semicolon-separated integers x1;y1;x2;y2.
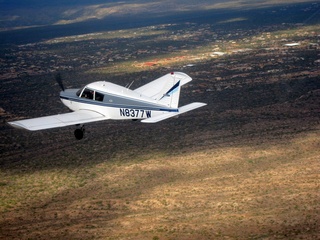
59;81;178;121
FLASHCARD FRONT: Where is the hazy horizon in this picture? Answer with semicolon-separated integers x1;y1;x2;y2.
0;0;317;31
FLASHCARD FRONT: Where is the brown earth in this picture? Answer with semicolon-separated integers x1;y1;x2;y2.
0;46;319;239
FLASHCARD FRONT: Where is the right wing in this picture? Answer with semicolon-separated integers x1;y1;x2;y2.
8;110;108;131
141;102;207;123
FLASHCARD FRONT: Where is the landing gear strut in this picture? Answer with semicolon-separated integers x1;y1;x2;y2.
74;125;85;140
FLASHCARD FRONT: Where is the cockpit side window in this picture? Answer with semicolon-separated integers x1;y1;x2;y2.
81;88;94;100
95;91;104;101
77;88;104;101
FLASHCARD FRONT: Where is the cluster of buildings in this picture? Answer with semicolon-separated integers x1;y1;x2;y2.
0;22;319;81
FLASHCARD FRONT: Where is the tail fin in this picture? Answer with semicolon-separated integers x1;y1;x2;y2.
134;72;192;109
155;74;181;108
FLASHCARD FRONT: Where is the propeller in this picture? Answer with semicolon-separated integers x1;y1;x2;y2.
55;72;65;91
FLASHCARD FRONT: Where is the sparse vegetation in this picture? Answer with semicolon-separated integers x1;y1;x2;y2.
1;68;319;239
1;1;320;239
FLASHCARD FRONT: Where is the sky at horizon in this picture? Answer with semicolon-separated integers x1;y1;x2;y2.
0;0;318;45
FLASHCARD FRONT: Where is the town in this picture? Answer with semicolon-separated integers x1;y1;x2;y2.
1;20;319;81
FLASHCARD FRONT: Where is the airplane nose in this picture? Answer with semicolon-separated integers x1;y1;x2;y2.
59;91;68;100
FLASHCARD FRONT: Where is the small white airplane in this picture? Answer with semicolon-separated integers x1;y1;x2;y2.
8;72;206;139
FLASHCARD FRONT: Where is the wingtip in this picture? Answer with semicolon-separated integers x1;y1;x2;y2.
7;121;29;130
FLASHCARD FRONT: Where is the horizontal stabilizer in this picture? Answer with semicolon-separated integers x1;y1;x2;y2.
8;110;107;131
141;102;206;123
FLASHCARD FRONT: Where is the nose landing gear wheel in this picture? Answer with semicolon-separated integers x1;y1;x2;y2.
74;127;85;140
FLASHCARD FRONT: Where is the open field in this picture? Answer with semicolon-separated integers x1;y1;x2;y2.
1;2;320;239
1;46;320;239
0;130;319;239
1;119;320;239
0;119;320;239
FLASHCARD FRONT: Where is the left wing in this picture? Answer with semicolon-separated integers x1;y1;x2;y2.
8;110;108;131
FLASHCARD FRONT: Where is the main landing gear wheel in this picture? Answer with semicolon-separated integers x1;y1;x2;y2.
74;126;85;140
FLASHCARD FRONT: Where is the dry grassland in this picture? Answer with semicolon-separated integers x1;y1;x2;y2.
0;128;319;239
1;22;320;238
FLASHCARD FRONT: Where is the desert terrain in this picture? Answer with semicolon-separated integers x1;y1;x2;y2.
0;1;320;239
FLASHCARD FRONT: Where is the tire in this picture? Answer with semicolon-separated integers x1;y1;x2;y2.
74;128;84;140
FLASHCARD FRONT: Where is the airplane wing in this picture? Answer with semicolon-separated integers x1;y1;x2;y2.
141;102;206;123
8;110;108;131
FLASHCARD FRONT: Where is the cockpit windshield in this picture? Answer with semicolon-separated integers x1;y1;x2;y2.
76;88;83;97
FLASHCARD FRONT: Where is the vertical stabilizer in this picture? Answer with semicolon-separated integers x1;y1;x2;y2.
155;72;192;108
134;72;192;108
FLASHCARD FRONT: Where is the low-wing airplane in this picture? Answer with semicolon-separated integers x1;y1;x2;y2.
8;72;206;139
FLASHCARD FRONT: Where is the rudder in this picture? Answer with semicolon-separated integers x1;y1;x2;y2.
156;72;192;108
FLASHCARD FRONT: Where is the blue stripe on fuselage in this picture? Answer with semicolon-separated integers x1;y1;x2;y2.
60;96;178;112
